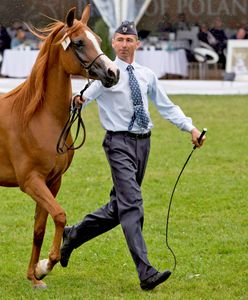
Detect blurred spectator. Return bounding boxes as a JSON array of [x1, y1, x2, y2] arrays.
[[0, 24, 11, 54], [230, 27, 248, 39], [11, 28, 26, 49], [173, 13, 190, 31], [138, 30, 150, 40], [198, 23, 217, 47], [210, 17, 227, 45], [22, 24, 40, 47], [7, 21, 23, 39], [210, 17, 227, 68], [157, 13, 174, 40], [245, 25, 248, 37]]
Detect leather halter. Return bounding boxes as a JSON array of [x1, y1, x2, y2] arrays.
[[56, 35, 104, 154], [70, 42, 105, 72]]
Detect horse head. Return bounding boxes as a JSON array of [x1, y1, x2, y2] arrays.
[[60, 5, 119, 88]]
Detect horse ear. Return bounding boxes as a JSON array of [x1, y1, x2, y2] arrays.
[[66, 7, 76, 28], [81, 4, 91, 24]]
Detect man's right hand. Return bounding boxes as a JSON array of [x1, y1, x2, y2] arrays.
[[73, 94, 86, 109]]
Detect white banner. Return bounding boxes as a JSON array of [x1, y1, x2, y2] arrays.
[[92, 0, 152, 36]]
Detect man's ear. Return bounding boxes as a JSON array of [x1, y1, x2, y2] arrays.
[[136, 39, 141, 49], [111, 37, 116, 48]]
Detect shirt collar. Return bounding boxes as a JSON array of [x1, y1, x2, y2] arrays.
[[115, 57, 138, 71]]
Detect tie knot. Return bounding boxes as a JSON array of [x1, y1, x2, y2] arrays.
[[127, 65, 134, 72]]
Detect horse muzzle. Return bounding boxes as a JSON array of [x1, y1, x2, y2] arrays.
[[89, 62, 120, 88], [102, 68, 120, 88]]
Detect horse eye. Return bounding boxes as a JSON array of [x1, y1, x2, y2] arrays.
[[73, 40, 85, 48]]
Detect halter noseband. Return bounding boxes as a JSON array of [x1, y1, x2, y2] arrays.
[[70, 43, 105, 72]]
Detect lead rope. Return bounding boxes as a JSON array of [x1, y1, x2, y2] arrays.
[[56, 79, 94, 154], [165, 129, 207, 272]]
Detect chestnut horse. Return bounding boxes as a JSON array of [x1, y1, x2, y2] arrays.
[[0, 5, 119, 288]]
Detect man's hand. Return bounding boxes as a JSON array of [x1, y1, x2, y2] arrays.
[[191, 128, 206, 148], [73, 94, 86, 109]]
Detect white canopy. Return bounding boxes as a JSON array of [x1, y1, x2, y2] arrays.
[[92, 0, 152, 36]]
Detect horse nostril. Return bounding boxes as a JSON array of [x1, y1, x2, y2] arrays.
[[107, 68, 120, 84], [107, 68, 115, 78]]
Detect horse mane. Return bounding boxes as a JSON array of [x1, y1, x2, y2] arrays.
[[4, 19, 82, 126]]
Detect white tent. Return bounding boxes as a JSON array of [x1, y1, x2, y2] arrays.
[[92, 0, 152, 36]]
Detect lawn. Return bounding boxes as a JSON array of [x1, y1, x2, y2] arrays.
[[0, 95, 247, 300]]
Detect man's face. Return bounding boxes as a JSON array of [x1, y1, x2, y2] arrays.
[[112, 33, 140, 62]]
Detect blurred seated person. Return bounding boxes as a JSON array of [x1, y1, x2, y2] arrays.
[[138, 30, 150, 40], [245, 24, 248, 36], [197, 23, 217, 47], [230, 26, 248, 39], [0, 24, 11, 54], [157, 13, 174, 39], [210, 17, 227, 68], [173, 12, 190, 31], [7, 21, 23, 39], [11, 28, 26, 49]]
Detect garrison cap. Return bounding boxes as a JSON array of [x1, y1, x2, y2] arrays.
[[115, 21, 138, 36]]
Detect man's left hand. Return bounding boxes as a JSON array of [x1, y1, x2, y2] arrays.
[[191, 128, 206, 148]]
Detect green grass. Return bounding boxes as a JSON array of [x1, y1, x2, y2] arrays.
[[0, 95, 247, 300]]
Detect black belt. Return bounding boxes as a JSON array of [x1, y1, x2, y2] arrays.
[[107, 130, 151, 139]]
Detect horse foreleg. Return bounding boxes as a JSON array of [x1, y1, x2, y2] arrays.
[[35, 177, 65, 280], [23, 175, 66, 282], [27, 204, 48, 289]]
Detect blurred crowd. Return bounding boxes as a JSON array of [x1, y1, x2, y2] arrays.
[[149, 13, 248, 68], [1, 13, 248, 71], [0, 22, 41, 55]]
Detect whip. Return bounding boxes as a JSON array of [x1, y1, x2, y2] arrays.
[[165, 128, 207, 272]]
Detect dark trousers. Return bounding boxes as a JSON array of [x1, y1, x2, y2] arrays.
[[69, 131, 157, 281]]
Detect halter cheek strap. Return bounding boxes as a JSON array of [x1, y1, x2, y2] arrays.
[[70, 43, 105, 71], [60, 30, 105, 72], [84, 52, 105, 70]]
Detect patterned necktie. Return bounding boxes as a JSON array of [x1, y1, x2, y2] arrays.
[[127, 65, 149, 131]]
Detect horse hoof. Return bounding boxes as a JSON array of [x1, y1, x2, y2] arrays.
[[34, 259, 50, 280], [32, 282, 47, 289]]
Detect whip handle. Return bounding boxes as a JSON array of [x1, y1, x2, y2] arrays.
[[193, 128, 207, 149]]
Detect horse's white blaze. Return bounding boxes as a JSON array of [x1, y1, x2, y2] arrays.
[[85, 30, 118, 73], [101, 55, 119, 73], [85, 30, 102, 54]]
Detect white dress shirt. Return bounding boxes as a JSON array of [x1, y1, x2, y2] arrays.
[[82, 57, 195, 133]]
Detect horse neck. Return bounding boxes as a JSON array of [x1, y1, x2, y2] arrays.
[[44, 54, 72, 123]]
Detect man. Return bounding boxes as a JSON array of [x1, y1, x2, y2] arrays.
[[10, 28, 26, 49], [60, 21, 205, 290], [210, 17, 227, 68]]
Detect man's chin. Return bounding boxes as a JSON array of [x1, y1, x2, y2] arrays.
[[118, 54, 129, 62], [119, 51, 129, 56]]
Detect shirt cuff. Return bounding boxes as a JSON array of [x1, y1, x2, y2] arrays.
[[182, 123, 195, 132]]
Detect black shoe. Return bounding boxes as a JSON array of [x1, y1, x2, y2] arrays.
[[60, 226, 74, 268], [140, 270, 171, 290]]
